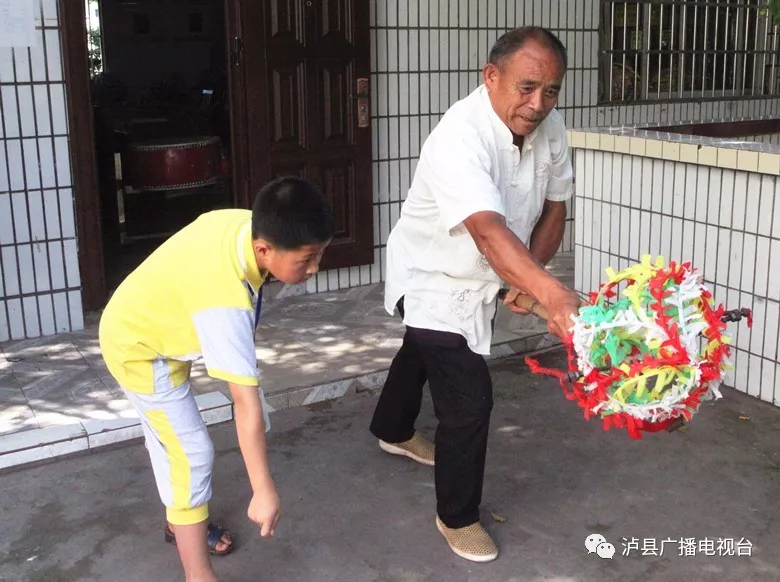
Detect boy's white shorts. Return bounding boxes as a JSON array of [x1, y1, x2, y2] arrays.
[[122, 360, 271, 526]]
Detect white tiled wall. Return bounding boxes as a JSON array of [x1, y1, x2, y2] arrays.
[[305, 0, 780, 295], [3, 0, 780, 340], [573, 147, 780, 405], [0, 0, 81, 342]]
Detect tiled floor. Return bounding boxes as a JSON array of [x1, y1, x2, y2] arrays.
[[0, 253, 574, 438]]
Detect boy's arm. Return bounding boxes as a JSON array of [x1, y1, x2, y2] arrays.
[[228, 382, 281, 537]]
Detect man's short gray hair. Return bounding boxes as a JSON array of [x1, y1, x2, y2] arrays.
[[488, 26, 568, 71]]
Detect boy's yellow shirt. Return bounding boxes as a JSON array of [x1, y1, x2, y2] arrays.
[[99, 209, 266, 394]]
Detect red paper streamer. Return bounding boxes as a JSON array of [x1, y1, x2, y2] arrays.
[[525, 261, 733, 439]]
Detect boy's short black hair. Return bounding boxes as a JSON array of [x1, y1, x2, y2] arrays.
[[251, 177, 334, 249], [489, 26, 568, 71]]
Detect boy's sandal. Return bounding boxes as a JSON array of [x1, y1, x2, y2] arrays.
[[164, 522, 235, 556]]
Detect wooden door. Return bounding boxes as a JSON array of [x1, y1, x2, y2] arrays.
[[236, 0, 374, 270]]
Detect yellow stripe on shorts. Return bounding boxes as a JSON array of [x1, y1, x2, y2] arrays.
[[145, 409, 195, 520]]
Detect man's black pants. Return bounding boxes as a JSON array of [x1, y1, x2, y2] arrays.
[[369, 300, 493, 529]]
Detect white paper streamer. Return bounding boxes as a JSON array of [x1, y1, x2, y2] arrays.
[[569, 268, 727, 423]]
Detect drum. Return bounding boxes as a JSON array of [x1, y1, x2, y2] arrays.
[[124, 135, 221, 191]]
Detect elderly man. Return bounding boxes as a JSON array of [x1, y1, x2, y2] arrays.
[[369, 27, 581, 562]]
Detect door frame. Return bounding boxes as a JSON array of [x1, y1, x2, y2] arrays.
[[60, 0, 105, 311], [59, 0, 252, 311]]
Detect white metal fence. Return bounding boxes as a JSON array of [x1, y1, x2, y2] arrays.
[[601, 0, 780, 103]]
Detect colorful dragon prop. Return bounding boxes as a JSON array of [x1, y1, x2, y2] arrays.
[[509, 256, 752, 439]]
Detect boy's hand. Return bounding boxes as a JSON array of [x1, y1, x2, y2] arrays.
[[248, 483, 281, 537], [229, 382, 280, 536]]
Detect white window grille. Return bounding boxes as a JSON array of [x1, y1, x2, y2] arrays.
[[600, 0, 780, 102]]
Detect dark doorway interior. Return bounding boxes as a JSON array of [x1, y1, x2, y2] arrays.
[[64, 0, 375, 310], [86, 0, 233, 293]]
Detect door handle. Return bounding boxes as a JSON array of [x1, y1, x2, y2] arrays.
[[356, 77, 370, 128], [231, 37, 243, 67]]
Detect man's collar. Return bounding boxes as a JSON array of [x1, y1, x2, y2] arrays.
[[479, 84, 540, 151]]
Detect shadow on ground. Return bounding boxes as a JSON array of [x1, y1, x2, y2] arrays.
[[1, 350, 780, 582]]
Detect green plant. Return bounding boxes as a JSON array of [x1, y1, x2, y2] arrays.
[[767, 0, 780, 26], [88, 28, 102, 76]]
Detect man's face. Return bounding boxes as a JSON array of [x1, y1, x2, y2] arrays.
[[483, 41, 565, 137]]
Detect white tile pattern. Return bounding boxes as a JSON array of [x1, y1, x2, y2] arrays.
[[0, 1, 77, 341]]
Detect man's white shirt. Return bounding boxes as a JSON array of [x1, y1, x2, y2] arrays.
[[384, 84, 574, 355]]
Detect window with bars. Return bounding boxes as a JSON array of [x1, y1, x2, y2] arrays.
[[599, 0, 780, 103]]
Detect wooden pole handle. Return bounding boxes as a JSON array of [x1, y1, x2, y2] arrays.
[[511, 293, 549, 320], [497, 289, 548, 320]]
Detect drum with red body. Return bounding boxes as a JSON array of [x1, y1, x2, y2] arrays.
[[124, 135, 221, 191]]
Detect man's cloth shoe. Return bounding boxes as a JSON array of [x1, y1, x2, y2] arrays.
[[378, 432, 435, 466], [435, 516, 498, 563]]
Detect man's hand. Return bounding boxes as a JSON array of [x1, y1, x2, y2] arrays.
[[248, 482, 281, 537], [539, 282, 580, 339], [502, 286, 530, 315]]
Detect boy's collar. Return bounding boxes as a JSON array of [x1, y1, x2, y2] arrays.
[[239, 223, 266, 291]]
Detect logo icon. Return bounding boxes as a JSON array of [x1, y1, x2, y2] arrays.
[[597, 542, 616, 559], [586, 534, 615, 559], [585, 534, 606, 554]]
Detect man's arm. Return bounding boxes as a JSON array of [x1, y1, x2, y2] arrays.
[[228, 382, 280, 537], [529, 200, 567, 265], [463, 210, 579, 338]]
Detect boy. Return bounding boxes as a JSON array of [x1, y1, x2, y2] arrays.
[[99, 177, 333, 582]]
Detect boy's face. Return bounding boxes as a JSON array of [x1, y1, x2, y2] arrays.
[[253, 240, 331, 285]]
